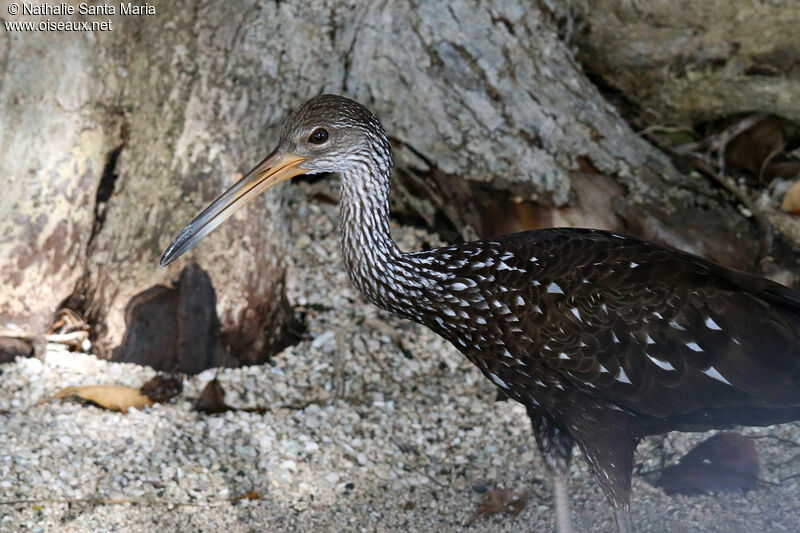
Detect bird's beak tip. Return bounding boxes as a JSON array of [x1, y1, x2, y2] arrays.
[[158, 151, 308, 266]]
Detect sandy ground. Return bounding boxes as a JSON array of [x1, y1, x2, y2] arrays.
[[1, 183, 799, 532]]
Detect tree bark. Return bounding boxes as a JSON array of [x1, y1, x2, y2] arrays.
[[1, 1, 300, 366], [572, 0, 800, 125], [2, 0, 798, 365]]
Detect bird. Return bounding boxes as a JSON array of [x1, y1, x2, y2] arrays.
[[160, 94, 800, 532]]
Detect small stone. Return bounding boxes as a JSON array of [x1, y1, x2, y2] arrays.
[[311, 331, 336, 350]]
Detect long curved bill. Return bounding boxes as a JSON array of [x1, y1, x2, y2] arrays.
[[160, 151, 307, 267]]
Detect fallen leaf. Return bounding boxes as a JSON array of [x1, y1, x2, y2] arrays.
[[140, 375, 183, 403], [195, 378, 230, 413], [51, 385, 153, 413], [468, 488, 527, 525], [654, 432, 759, 496], [765, 161, 800, 180], [243, 491, 260, 500], [725, 116, 785, 179], [781, 180, 800, 214]]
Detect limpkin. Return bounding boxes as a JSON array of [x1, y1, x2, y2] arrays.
[[161, 94, 800, 532]]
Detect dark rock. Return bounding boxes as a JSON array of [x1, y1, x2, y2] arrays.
[[0, 336, 34, 363], [654, 432, 759, 496]]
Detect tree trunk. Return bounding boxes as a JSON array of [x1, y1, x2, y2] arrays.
[[2, 0, 798, 366], [1, 1, 300, 368]]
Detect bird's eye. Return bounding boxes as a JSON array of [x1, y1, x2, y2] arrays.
[[308, 128, 329, 144]]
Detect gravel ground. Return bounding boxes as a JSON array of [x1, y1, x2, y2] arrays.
[[1, 183, 799, 532]]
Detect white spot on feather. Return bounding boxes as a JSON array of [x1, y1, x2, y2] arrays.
[[646, 354, 676, 371], [702, 366, 732, 385], [669, 320, 686, 331], [615, 367, 632, 384], [547, 282, 564, 294], [630, 261, 639, 268], [686, 342, 703, 352], [645, 334, 655, 345], [489, 372, 509, 389], [570, 307, 582, 322], [705, 317, 722, 331], [558, 352, 570, 360]]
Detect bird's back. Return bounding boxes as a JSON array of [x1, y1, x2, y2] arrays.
[[405, 228, 800, 432]]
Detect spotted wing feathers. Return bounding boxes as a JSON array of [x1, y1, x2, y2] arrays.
[[421, 229, 800, 421]]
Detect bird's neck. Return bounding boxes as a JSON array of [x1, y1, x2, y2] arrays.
[[337, 165, 427, 317]]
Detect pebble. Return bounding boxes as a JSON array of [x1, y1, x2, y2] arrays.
[[310, 330, 336, 350]]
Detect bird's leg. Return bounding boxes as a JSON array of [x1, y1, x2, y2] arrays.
[[552, 473, 573, 533], [527, 409, 575, 533], [613, 508, 634, 533]]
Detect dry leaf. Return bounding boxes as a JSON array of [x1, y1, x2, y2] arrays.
[[195, 378, 230, 413], [243, 490, 260, 500], [725, 117, 785, 179], [765, 161, 800, 180], [140, 375, 183, 403], [654, 432, 759, 496], [51, 385, 153, 413], [468, 488, 527, 525], [781, 180, 800, 214]]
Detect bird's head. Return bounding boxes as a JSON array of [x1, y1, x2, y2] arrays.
[[160, 94, 391, 267]]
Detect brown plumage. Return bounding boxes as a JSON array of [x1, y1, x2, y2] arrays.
[[161, 94, 800, 532]]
